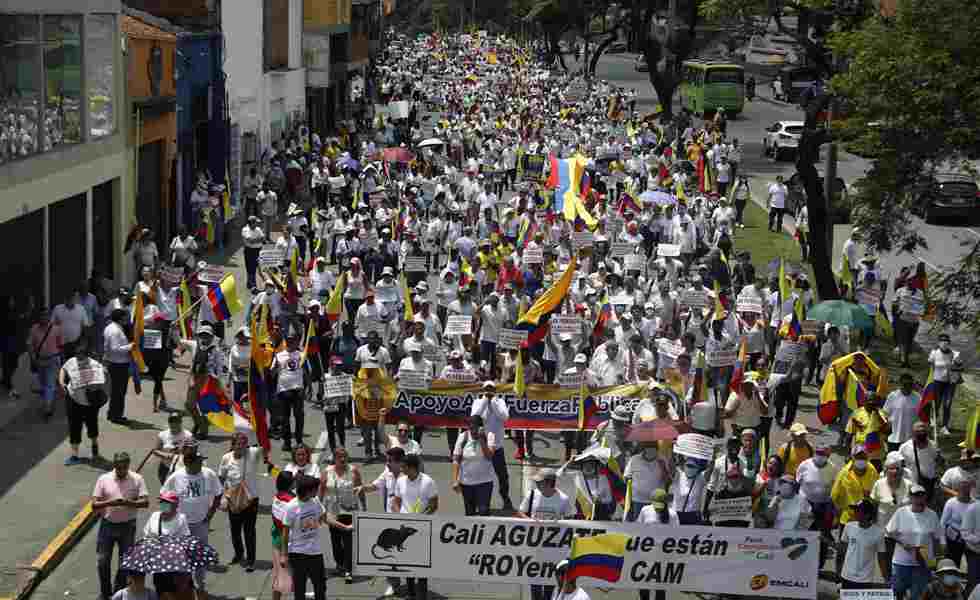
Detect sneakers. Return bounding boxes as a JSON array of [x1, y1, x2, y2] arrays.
[[942, 427, 952, 436], [345, 572, 354, 584], [383, 585, 396, 597], [64, 455, 81, 466]]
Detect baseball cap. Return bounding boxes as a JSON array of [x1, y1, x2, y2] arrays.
[[909, 483, 927, 495], [789, 422, 807, 436], [851, 445, 867, 457]]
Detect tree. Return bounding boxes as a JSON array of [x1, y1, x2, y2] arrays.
[[830, 0, 980, 332]]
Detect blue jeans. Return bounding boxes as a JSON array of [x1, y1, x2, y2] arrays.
[[892, 563, 930, 600], [36, 360, 58, 413], [96, 520, 136, 598], [531, 585, 554, 600]]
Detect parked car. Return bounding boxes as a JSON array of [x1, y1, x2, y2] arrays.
[[787, 172, 850, 223], [634, 55, 648, 71], [763, 120, 804, 160], [910, 173, 980, 224]]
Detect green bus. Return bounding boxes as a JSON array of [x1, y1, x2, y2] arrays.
[[678, 60, 745, 117]]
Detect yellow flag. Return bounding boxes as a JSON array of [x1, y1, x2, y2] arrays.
[[401, 273, 415, 322], [515, 351, 526, 397], [326, 272, 347, 321]]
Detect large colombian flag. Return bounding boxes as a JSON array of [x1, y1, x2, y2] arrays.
[[566, 533, 631, 583], [198, 375, 234, 432], [206, 275, 243, 321], [516, 254, 577, 345]]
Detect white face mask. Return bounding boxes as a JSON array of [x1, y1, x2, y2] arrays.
[[853, 459, 868, 471], [813, 455, 828, 467]]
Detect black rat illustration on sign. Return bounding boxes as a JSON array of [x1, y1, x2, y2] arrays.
[[372, 525, 418, 559]]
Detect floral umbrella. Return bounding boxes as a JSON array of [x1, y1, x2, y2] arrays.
[[121, 535, 219, 574]]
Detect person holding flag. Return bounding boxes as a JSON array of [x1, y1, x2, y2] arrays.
[[845, 392, 891, 472], [175, 323, 226, 439], [272, 327, 306, 453]]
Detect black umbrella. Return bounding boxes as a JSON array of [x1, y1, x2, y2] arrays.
[[121, 535, 218, 574]]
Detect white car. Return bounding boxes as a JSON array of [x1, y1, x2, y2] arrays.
[[763, 120, 804, 160]]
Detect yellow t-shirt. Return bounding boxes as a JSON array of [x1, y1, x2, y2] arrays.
[[831, 462, 879, 524], [777, 444, 814, 476], [845, 408, 888, 460]]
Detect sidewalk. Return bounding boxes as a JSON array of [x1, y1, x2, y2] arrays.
[[0, 229, 245, 598]]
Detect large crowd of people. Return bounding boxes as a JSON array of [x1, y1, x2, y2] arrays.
[[6, 29, 973, 600]]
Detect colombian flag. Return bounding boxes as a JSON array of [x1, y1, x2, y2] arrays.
[[578, 393, 599, 430], [917, 367, 940, 422], [198, 375, 234, 432], [600, 455, 628, 505], [206, 275, 243, 322], [178, 279, 194, 340], [729, 338, 748, 393], [248, 304, 273, 451], [516, 255, 577, 345], [567, 533, 630, 583], [325, 272, 347, 322], [591, 293, 612, 344]]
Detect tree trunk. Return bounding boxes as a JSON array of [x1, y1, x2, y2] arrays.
[[588, 29, 619, 75], [798, 93, 840, 300]]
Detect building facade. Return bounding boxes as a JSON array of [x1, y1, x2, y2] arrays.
[[0, 0, 130, 306], [304, 0, 351, 135]]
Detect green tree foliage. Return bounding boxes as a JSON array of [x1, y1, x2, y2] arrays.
[[830, 0, 980, 332]]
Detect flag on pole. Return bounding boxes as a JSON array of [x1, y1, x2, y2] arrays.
[[197, 375, 234, 432], [206, 275, 243, 322], [516, 255, 577, 345], [567, 533, 630, 583], [401, 273, 415, 322], [325, 272, 347, 321], [130, 291, 146, 373], [178, 278, 194, 339]]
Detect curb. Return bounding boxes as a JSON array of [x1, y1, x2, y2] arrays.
[[7, 503, 96, 600]]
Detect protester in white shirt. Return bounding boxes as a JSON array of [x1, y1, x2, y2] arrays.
[[218, 432, 266, 570], [767, 176, 788, 233], [840, 499, 886, 587], [883, 373, 922, 451], [282, 474, 350, 600], [885, 484, 944, 600], [452, 415, 497, 516]]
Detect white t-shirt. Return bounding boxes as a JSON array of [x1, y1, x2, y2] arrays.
[[453, 431, 497, 485], [550, 588, 590, 600], [929, 348, 961, 382], [162, 467, 223, 524], [142, 511, 191, 539], [372, 467, 399, 513], [885, 506, 943, 566], [275, 350, 304, 393], [283, 461, 321, 480], [841, 522, 885, 583], [900, 440, 938, 481], [52, 303, 90, 343], [283, 497, 326, 555], [637, 506, 681, 526], [671, 470, 707, 513], [520, 488, 574, 521], [394, 473, 438, 514], [768, 183, 787, 209], [883, 390, 922, 444], [623, 455, 669, 504], [771, 494, 811, 530], [218, 447, 263, 500]]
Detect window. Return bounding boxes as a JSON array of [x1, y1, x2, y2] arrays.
[[705, 68, 744, 84], [0, 15, 43, 162], [86, 14, 116, 138], [44, 15, 83, 148]]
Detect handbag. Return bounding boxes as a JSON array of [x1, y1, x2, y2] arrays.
[[224, 451, 254, 513]]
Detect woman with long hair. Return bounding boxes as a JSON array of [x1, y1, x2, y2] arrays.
[[319, 447, 363, 583]]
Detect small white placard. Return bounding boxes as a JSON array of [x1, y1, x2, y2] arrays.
[[143, 329, 163, 350], [398, 369, 431, 391], [324, 375, 353, 398], [523, 247, 543, 264], [404, 257, 428, 273], [445, 315, 472, 336], [657, 243, 681, 258], [551, 316, 582, 335], [198, 265, 225, 284], [259, 246, 286, 267], [498, 329, 528, 350]]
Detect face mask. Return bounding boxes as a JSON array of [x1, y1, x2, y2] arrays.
[[685, 466, 700, 479], [943, 575, 960, 587], [643, 449, 658, 460], [854, 459, 868, 471], [160, 501, 175, 512], [779, 483, 795, 498], [813, 455, 828, 467]]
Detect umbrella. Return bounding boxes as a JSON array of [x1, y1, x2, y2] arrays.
[[807, 300, 874, 334], [640, 190, 676, 207], [121, 535, 219, 574], [338, 157, 360, 171], [418, 137, 445, 148], [383, 147, 415, 162], [625, 419, 688, 443]]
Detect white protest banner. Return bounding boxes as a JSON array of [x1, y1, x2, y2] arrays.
[[657, 339, 683, 368], [160, 265, 184, 287], [325, 375, 354, 399], [375, 285, 399, 303], [390, 101, 411, 120], [658, 243, 681, 258], [611, 293, 635, 307], [552, 316, 582, 336], [682, 290, 709, 308], [71, 363, 105, 387], [707, 349, 737, 367], [143, 329, 163, 350], [523, 247, 543, 264], [900, 295, 925, 317], [498, 329, 528, 351], [445, 315, 472, 336], [259, 245, 286, 267], [610, 242, 633, 258], [707, 496, 754, 525], [328, 176, 347, 189], [775, 341, 806, 363], [353, 514, 818, 598], [404, 257, 428, 273], [398, 370, 431, 391], [198, 264, 225, 284], [558, 371, 584, 389], [625, 254, 646, 271], [840, 590, 894, 600], [673, 433, 714, 461], [736, 297, 763, 314], [572, 231, 594, 250], [422, 345, 446, 372]]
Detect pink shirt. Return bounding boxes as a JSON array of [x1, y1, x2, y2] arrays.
[[92, 471, 148, 523], [28, 322, 63, 357]]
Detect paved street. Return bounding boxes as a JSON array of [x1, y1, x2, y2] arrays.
[[1, 52, 964, 600]]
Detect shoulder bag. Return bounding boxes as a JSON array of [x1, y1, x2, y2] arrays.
[[224, 450, 254, 513], [30, 323, 55, 372]]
